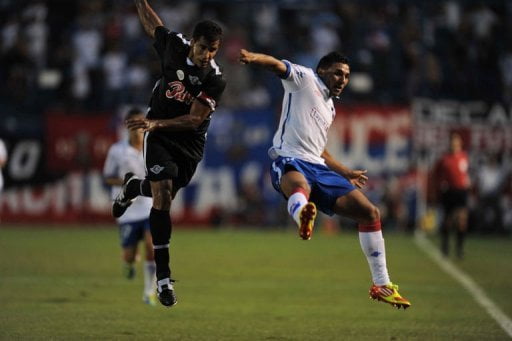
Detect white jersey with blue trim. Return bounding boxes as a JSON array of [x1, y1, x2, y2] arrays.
[[268, 60, 336, 165], [103, 140, 152, 224]]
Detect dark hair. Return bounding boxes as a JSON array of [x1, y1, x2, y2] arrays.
[[125, 107, 143, 119], [316, 52, 349, 73], [192, 20, 223, 43]]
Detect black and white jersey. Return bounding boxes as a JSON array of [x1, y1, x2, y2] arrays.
[[147, 26, 226, 160]]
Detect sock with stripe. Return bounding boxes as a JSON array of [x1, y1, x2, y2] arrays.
[[149, 208, 172, 281], [358, 221, 390, 286], [287, 188, 309, 226], [126, 178, 152, 199]]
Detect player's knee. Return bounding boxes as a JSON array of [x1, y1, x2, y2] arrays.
[[367, 204, 380, 222], [152, 184, 172, 210], [153, 195, 171, 210]]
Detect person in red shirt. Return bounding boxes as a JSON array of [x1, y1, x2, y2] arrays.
[[433, 132, 471, 258]]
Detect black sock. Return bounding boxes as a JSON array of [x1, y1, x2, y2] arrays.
[[149, 207, 172, 281], [126, 179, 152, 199]]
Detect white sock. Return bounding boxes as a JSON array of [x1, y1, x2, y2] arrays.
[[143, 261, 156, 296], [287, 190, 308, 226], [359, 230, 390, 286]]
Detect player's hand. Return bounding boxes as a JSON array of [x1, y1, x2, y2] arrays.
[[239, 49, 254, 64], [347, 169, 368, 189], [125, 117, 156, 132]]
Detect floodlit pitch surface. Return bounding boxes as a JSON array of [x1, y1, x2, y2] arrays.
[[0, 226, 511, 340]]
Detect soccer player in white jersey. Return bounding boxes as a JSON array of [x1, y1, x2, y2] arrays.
[[239, 49, 411, 309], [103, 108, 157, 305]]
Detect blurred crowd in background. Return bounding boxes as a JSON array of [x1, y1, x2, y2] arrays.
[[1, 0, 511, 113], [0, 0, 511, 235]]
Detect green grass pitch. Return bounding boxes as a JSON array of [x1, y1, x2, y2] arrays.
[[0, 225, 511, 340]]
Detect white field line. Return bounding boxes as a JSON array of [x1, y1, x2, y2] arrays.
[[414, 231, 512, 338]]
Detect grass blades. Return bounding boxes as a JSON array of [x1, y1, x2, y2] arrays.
[[0, 226, 511, 340]]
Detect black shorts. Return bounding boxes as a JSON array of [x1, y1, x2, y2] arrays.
[[144, 132, 198, 191], [441, 189, 468, 214]]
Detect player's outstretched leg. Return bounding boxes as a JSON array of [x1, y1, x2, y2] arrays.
[[112, 172, 138, 218], [369, 283, 411, 309], [358, 220, 411, 309]]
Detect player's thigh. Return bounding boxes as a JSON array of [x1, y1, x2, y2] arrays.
[[333, 189, 379, 223], [280, 170, 311, 197], [144, 132, 180, 183], [270, 157, 311, 198]]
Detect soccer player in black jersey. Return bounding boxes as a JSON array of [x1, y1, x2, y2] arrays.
[[112, 0, 226, 307]]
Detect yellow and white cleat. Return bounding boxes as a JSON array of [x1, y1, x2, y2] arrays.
[[369, 282, 411, 309], [299, 202, 317, 240]]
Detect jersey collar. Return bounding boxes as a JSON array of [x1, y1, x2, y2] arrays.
[[316, 73, 335, 99], [186, 57, 195, 66]]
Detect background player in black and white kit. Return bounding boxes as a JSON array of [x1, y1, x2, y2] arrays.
[[112, 0, 226, 307]]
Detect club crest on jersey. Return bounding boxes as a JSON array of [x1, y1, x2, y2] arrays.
[[189, 75, 202, 85], [176, 70, 185, 80], [166, 81, 194, 104], [150, 165, 165, 174]]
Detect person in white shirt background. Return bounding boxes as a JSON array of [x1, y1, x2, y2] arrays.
[[239, 49, 411, 309], [103, 108, 157, 305]]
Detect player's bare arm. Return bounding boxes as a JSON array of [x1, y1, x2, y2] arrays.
[[321, 149, 368, 188], [239, 49, 287, 77], [126, 100, 212, 132], [134, 0, 163, 39]]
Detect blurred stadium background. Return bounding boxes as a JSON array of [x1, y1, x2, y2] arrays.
[[1, 0, 512, 339], [1, 0, 511, 233]]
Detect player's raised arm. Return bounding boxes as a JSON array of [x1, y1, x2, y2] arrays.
[[239, 49, 288, 77], [134, 0, 164, 39]]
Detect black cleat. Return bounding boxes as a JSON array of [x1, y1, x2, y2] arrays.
[[112, 172, 138, 218], [157, 278, 177, 307]]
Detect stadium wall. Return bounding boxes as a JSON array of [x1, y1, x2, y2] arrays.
[[1, 101, 511, 228]]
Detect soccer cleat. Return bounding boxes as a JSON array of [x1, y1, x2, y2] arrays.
[[157, 278, 177, 307], [112, 172, 138, 218], [369, 282, 411, 309], [299, 202, 317, 240]]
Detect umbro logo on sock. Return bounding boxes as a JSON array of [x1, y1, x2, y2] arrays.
[[371, 251, 381, 257], [290, 202, 301, 215], [150, 165, 164, 174]]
